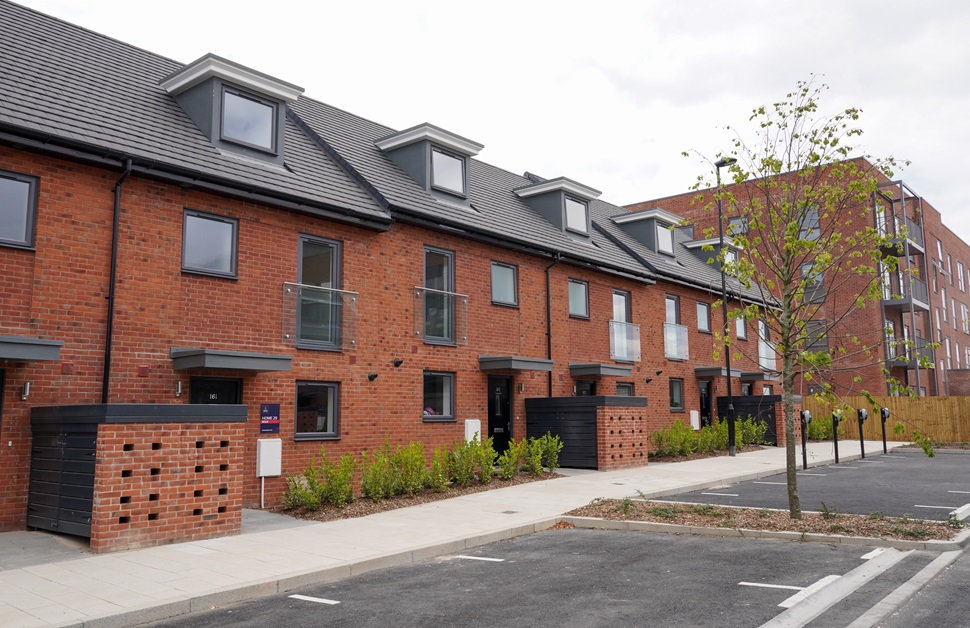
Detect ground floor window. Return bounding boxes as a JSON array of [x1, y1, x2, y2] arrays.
[[615, 382, 634, 396], [669, 378, 684, 410], [296, 381, 339, 439], [423, 371, 454, 421]]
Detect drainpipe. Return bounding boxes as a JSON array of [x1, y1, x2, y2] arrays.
[[545, 253, 562, 397], [102, 159, 132, 404]]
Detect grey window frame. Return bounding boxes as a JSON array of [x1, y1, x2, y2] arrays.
[[490, 261, 518, 307], [423, 371, 455, 422], [665, 295, 680, 324], [697, 301, 711, 333], [568, 279, 589, 319], [669, 378, 684, 410], [430, 147, 466, 197], [424, 246, 457, 344], [564, 196, 589, 235], [0, 169, 39, 250], [616, 382, 635, 396], [736, 315, 748, 340], [802, 263, 824, 303], [798, 206, 820, 241], [297, 234, 343, 351], [294, 380, 340, 440], [181, 209, 239, 278], [727, 216, 748, 235], [220, 86, 278, 154], [805, 320, 828, 351]]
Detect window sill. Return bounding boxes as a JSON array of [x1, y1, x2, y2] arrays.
[[296, 342, 342, 353], [423, 338, 458, 347], [0, 241, 36, 252], [422, 417, 457, 423], [699, 330, 713, 335], [569, 314, 590, 320], [294, 434, 340, 441], [664, 356, 689, 362], [491, 301, 519, 309], [181, 268, 238, 281], [669, 408, 685, 413]]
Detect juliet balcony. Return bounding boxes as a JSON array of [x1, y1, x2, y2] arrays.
[[663, 323, 688, 360], [282, 283, 358, 350], [609, 321, 641, 362]]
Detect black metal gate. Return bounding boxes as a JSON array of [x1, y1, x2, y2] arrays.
[[716, 394, 779, 445], [27, 420, 97, 537]]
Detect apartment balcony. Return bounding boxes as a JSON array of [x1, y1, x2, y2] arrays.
[[758, 339, 776, 372], [663, 323, 688, 360], [885, 335, 934, 369], [414, 287, 469, 345], [609, 321, 641, 362], [881, 276, 929, 313], [282, 283, 358, 350], [877, 213, 925, 256]]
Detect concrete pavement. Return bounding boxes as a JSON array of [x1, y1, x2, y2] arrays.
[[0, 441, 918, 627]]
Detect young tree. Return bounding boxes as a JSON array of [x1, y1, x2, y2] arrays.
[[687, 79, 908, 519]]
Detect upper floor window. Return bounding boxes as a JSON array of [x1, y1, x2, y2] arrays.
[[222, 88, 276, 153], [805, 320, 828, 350], [656, 222, 674, 255], [0, 169, 38, 249], [565, 197, 588, 234], [424, 247, 455, 343], [728, 216, 748, 235], [431, 147, 465, 196], [568, 279, 589, 318], [802, 264, 824, 303], [798, 206, 820, 241], [942, 288, 948, 321], [491, 262, 518, 306], [297, 235, 342, 349], [665, 295, 680, 324], [959, 262, 965, 292], [182, 209, 238, 278], [937, 239, 944, 260], [736, 315, 748, 340], [948, 255, 953, 284], [697, 302, 711, 333]]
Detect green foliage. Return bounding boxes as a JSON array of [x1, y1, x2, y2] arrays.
[[321, 453, 356, 507], [392, 441, 428, 496], [739, 415, 768, 446], [912, 431, 935, 458], [281, 472, 320, 510], [474, 436, 497, 484], [651, 416, 767, 458], [650, 419, 698, 457], [806, 416, 845, 440], [819, 502, 840, 520], [426, 445, 450, 492], [650, 504, 679, 520], [524, 437, 545, 477], [945, 514, 966, 530], [496, 439, 522, 480], [360, 443, 395, 502], [540, 433, 564, 474], [449, 438, 478, 488], [616, 498, 635, 516]]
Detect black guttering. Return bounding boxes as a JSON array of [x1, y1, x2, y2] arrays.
[[102, 159, 131, 404], [285, 108, 390, 212], [0, 124, 391, 232]]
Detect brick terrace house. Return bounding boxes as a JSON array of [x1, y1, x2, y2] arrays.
[[629, 159, 970, 399], [0, 2, 776, 549]]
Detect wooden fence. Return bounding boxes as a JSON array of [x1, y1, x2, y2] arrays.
[[801, 396, 970, 443]]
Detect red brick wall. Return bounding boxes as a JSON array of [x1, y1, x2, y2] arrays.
[[89, 422, 244, 553], [596, 406, 650, 470]]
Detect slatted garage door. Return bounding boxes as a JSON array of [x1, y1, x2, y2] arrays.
[[525, 397, 599, 468], [27, 422, 97, 537]]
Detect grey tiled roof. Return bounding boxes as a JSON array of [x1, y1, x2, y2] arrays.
[[0, 1, 386, 223]]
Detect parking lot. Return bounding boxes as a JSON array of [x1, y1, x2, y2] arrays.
[[144, 529, 942, 628], [655, 451, 970, 521]]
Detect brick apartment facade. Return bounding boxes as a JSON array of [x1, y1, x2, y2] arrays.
[[629, 161, 970, 400], [0, 2, 779, 549]]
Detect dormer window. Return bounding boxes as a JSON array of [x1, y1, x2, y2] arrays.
[[159, 53, 303, 166], [565, 197, 588, 234], [376, 124, 483, 203], [431, 147, 466, 196], [222, 88, 277, 153], [656, 222, 674, 255]]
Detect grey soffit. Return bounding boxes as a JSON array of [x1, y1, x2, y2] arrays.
[[478, 355, 554, 372], [0, 336, 63, 362], [170, 348, 293, 372], [568, 363, 634, 378], [693, 366, 742, 378], [740, 371, 781, 382], [31, 404, 247, 424]]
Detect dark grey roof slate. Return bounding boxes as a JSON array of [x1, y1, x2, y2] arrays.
[[0, 0, 386, 223]]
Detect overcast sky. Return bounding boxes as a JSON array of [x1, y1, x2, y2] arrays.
[[16, 0, 970, 243]]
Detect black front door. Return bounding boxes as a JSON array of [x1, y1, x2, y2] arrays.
[[699, 380, 712, 427], [487, 375, 512, 455], [190, 376, 242, 404]]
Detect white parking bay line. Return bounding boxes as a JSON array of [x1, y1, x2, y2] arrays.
[[701, 492, 739, 497], [831, 466, 858, 469], [456, 555, 505, 562], [797, 473, 827, 476], [289, 595, 340, 605], [739, 582, 803, 591], [949, 490, 970, 494], [753, 482, 787, 485], [779, 575, 841, 608]]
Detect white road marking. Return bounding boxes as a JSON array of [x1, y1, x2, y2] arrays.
[[739, 582, 803, 591], [797, 473, 827, 476], [753, 481, 787, 485], [914, 504, 956, 510], [289, 595, 340, 605], [860, 548, 887, 560], [701, 492, 739, 497], [779, 575, 841, 608], [948, 490, 970, 494], [759, 549, 912, 627], [456, 555, 505, 562], [830, 466, 858, 469]]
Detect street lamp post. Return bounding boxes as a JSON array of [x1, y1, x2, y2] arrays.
[[715, 157, 738, 456]]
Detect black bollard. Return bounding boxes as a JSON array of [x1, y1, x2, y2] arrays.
[[832, 409, 842, 464], [857, 408, 868, 459], [880, 407, 890, 455], [800, 410, 812, 470]]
